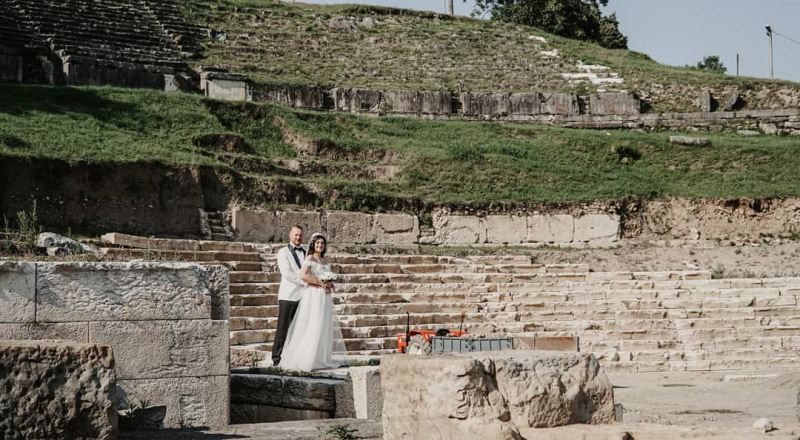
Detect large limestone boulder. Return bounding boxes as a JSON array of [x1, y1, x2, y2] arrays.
[[381, 351, 614, 440], [0, 340, 117, 439]]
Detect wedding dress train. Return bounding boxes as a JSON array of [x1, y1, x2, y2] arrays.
[[278, 260, 343, 371]]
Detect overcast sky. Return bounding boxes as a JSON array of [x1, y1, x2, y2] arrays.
[[297, 0, 800, 82]]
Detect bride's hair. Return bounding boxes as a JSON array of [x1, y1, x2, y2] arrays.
[[308, 234, 327, 258]]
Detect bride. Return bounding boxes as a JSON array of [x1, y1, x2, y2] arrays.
[[278, 233, 344, 371]]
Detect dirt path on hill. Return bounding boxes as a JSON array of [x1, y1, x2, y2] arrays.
[[529, 241, 800, 277]]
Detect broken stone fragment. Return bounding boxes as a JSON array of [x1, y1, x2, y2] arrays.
[[35, 232, 98, 256], [669, 136, 710, 146], [752, 417, 774, 432]]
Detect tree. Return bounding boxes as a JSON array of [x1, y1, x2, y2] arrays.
[[471, 0, 628, 49], [696, 55, 727, 74]]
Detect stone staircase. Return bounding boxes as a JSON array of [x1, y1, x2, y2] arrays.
[[100, 233, 800, 373], [201, 209, 235, 242]]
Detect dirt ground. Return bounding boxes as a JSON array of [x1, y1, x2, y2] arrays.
[[611, 370, 800, 432]]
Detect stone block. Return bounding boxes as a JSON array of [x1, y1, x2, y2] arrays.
[[372, 213, 419, 244], [534, 336, 580, 352], [526, 215, 574, 243], [699, 90, 713, 112], [542, 93, 580, 115], [231, 208, 322, 243], [117, 375, 229, 429], [202, 73, 249, 102], [574, 214, 620, 243], [327, 212, 375, 243], [381, 351, 614, 440], [432, 214, 486, 244], [420, 91, 452, 115], [231, 404, 331, 424], [485, 215, 526, 244], [509, 93, 542, 115], [590, 92, 640, 115], [353, 366, 382, 420], [89, 320, 229, 380], [205, 264, 230, 320], [231, 374, 339, 412], [252, 83, 323, 109], [669, 135, 711, 146], [383, 90, 421, 114], [460, 92, 510, 116], [0, 261, 35, 323], [0, 322, 89, 342], [333, 88, 382, 113], [0, 340, 116, 439], [36, 262, 217, 322]]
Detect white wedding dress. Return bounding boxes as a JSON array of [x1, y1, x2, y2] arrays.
[[278, 259, 343, 371]]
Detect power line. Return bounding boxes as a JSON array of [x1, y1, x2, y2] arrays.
[[773, 30, 800, 48]]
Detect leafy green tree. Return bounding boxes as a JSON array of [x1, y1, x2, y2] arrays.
[[696, 55, 727, 73], [471, 0, 628, 49]]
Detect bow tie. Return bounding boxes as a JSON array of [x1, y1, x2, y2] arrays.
[[292, 247, 305, 253]]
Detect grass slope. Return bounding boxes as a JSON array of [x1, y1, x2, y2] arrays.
[[178, 0, 799, 112], [2, 83, 799, 206]]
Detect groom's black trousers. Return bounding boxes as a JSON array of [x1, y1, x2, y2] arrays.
[[272, 299, 300, 365]]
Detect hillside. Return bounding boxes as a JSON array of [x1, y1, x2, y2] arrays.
[[179, 0, 800, 112], [2, 83, 800, 210]]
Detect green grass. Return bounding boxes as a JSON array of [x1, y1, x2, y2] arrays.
[[3, 83, 800, 208], [177, 0, 800, 112], [0, 84, 292, 165]]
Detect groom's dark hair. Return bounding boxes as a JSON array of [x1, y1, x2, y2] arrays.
[[309, 235, 327, 258]]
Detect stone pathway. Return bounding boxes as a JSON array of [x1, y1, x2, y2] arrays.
[[121, 418, 382, 440]]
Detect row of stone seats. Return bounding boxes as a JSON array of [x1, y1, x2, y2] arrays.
[[99, 233, 800, 372], [2, 0, 197, 74]]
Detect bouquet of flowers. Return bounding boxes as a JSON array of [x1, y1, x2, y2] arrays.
[[318, 269, 338, 283]]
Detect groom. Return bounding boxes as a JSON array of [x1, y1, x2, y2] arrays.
[[272, 224, 306, 367]]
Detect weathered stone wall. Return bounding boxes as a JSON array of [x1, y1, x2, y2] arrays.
[[0, 156, 229, 237], [251, 83, 325, 109], [625, 197, 800, 241], [231, 207, 617, 245], [381, 351, 614, 440], [232, 197, 800, 245], [0, 261, 230, 429], [231, 208, 421, 245], [202, 79, 800, 132], [0, 340, 117, 439]]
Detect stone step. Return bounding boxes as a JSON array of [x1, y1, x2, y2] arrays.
[[230, 283, 279, 295], [99, 247, 262, 262], [100, 232, 272, 253], [230, 294, 278, 307], [230, 271, 279, 283], [198, 261, 264, 272], [228, 298, 800, 319], [604, 356, 800, 373]]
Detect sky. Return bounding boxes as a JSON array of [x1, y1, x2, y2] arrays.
[[297, 0, 800, 82]]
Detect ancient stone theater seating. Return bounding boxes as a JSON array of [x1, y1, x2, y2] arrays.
[[101, 233, 800, 374], [0, 0, 204, 88]]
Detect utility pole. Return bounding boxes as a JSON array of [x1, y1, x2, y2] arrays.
[[446, 0, 454, 15], [766, 25, 774, 78]]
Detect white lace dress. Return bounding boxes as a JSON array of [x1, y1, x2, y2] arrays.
[[278, 259, 341, 371]]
